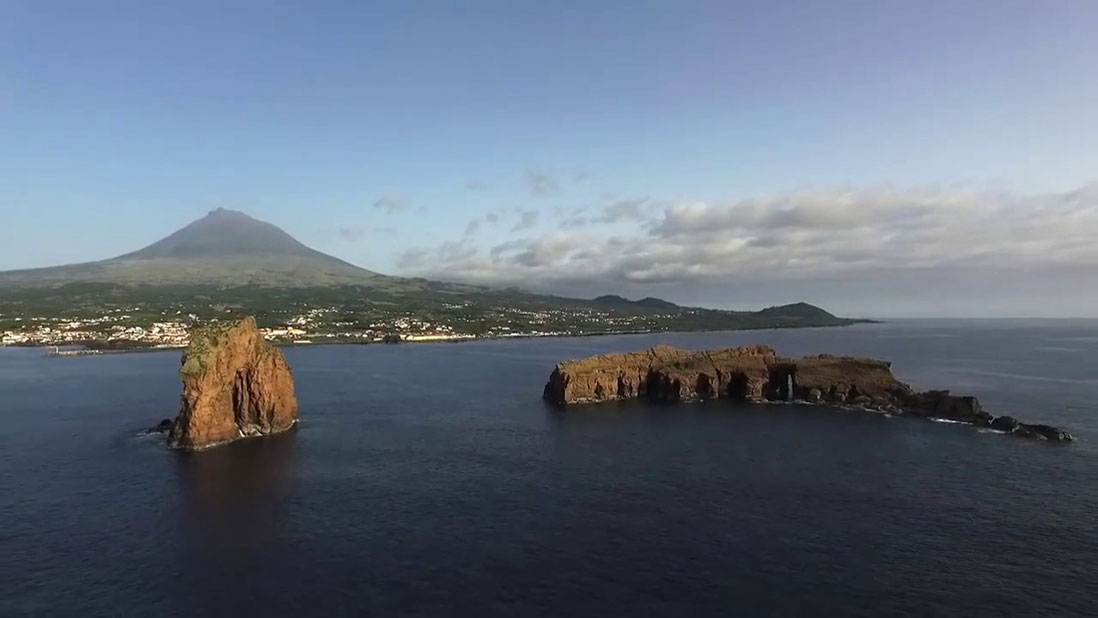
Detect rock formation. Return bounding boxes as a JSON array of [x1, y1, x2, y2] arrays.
[[168, 316, 299, 450], [543, 345, 1073, 441]]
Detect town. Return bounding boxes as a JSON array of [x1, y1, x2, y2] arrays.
[[0, 304, 670, 349], [0, 285, 846, 352]]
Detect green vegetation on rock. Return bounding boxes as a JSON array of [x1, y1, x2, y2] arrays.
[[180, 319, 247, 377]]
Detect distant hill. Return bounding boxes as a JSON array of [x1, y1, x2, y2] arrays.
[[592, 294, 681, 310], [634, 296, 681, 310], [757, 302, 840, 320]]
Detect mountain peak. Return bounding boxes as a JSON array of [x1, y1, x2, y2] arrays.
[[202, 207, 259, 222], [0, 209, 384, 287], [117, 210, 327, 262]]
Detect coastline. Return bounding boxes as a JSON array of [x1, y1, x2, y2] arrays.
[[13, 320, 879, 356]]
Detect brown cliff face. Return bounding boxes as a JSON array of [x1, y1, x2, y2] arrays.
[[777, 355, 909, 404], [543, 345, 904, 406], [542, 344, 776, 405], [168, 317, 298, 450], [543, 345, 1073, 441]]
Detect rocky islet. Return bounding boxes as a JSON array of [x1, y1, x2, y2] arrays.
[[165, 316, 299, 450], [152, 327, 1073, 449], [543, 345, 1074, 441]]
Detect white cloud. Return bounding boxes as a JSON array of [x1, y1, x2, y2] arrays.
[[372, 195, 411, 214], [338, 226, 365, 242], [464, 211, 503, 235], [396, 239, 476, 269], [595, 197, 651, 223], [511, 209, 539, 232], [393, 184, 1098, 308], [525, 171, 560, 197]]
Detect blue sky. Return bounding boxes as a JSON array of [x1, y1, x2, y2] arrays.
[[2, 1, 1097, 315]]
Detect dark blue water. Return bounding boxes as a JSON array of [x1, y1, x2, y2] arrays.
[[2, 320, 1096, 617]]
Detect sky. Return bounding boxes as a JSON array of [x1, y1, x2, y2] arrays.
[[2, 0, 1097, 317]]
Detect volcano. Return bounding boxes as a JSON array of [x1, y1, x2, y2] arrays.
[[0, 209, 387, 287], [0, 210, 848, 329]]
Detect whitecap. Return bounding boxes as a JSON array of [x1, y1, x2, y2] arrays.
[[928, 418, 967, 424]]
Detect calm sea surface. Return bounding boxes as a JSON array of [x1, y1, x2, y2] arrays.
[[2, 320, 1096, 617]]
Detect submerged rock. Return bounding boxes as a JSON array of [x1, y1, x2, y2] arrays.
[[1015, 423, 1074, 441], [149, 418, 173, 434], [543, 345, 1073, 442], [902, 390, 992, 426], [168, 317, 298, 450]]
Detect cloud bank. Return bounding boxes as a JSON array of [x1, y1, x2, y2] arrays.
[[396, 184, 1098, 316]]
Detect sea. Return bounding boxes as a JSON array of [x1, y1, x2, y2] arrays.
[[1, 320, 1096, 617]]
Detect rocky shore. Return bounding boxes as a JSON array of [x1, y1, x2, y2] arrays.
[[543, 345, 1073, 441], [161, 316, 299, 450]]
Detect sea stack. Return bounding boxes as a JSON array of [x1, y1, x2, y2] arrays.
[[543, 345, 1073, 442], [168, 316, 299, 450]]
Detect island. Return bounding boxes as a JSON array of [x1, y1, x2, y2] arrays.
[[1, 210, 866, 350], [164, 316, 299, 450], [543, 345, 1074, 441]]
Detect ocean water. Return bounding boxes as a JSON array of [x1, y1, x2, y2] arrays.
[[1, 320, 1096, 617]]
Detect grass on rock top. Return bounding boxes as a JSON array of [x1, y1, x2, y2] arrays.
[[179, 317, 253, 377]]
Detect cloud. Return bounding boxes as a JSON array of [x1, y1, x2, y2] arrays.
[[372, 195, 411, 214], [595, 197, 651, 223], [338, 226, 366, 242], [511, 209, 539, 232], [525, 171, 560, 197], [395, 247, 430, 269], [339, 225, 397, 241], [464, 211, 504, 235], [511, 235, 581, 267], [392, 184, 1098, 313], [490, 239, 527, 259], [396, 239, 476, 269]]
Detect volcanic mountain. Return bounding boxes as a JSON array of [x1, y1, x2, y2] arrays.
[[0, 209, 392, 287], [0, 209, 850, 328]]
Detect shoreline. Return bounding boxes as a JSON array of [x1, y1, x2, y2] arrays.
[[11, 320, 877, 356]]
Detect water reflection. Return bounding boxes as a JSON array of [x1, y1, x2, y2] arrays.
[[173, 430, 298, 588]]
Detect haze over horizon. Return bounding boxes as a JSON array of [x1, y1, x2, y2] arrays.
[[3, 1, 1097, 318]]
